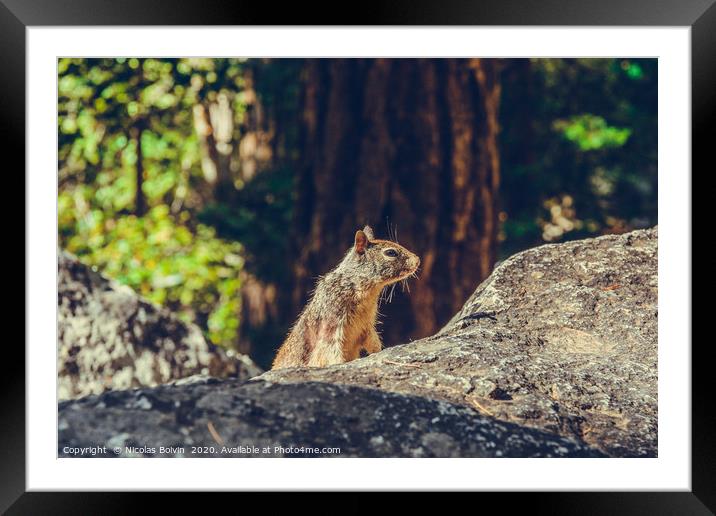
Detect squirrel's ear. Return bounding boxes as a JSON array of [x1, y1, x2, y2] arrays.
[[354, 230, 368, 254], [362, 225, 375, 241]]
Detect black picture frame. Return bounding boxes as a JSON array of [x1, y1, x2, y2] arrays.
[[3, 0, 708, 512]]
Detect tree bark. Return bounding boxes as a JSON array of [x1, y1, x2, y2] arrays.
[[290, 58, 502, 345]]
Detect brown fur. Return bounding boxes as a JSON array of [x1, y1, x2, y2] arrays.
[[272, 225, 420, 370]]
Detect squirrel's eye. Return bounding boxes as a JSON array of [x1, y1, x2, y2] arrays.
[[383, 249, 399, 258]]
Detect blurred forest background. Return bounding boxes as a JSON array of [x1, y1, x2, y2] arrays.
[[58, 58, 657, 369]]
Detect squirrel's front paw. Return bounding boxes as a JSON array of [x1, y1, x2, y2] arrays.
[[363, 342, 382, 355]]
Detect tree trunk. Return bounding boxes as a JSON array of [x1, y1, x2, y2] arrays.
[[291, 58, 502, 345], [192, 98, 235, 203], [131, 122, 146, 217]]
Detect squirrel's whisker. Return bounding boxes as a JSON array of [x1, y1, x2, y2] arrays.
[[389, 283, 397, 304]]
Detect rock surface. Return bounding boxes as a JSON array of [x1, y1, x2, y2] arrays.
[[58, 228, 657, 457], [59, 377, 603, 457], [58, 251, 262, 400], [261, 227, 658, 457]]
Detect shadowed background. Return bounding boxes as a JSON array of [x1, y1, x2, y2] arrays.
[[58, 58, 657, 369]]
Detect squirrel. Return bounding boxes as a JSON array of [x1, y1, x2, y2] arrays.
[[272, 225, 420, 370]]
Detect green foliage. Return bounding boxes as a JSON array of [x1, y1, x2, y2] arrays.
[[499, 58, 657, 255], [59, 203, 243, 345], [553, 114, 631, 151], [58, 58, 252, 349]]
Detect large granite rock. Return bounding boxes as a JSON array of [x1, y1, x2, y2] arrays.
[[58, 377, 603, 457], [58, 251, 262, 400], [261, 227, 658, 457], [58, 228, 657, 457]]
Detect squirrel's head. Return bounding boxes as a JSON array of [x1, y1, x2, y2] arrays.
[[352, 225, 420, 287]]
